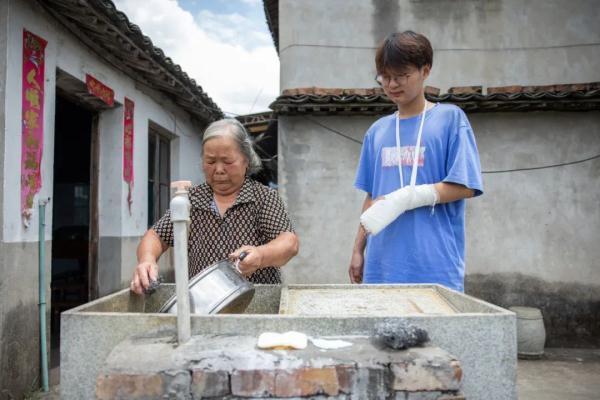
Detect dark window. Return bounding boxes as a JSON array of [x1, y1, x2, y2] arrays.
[[148, 130, 170, 227]]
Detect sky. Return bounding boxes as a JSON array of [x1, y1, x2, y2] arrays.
[[112, 0, 279, 117]]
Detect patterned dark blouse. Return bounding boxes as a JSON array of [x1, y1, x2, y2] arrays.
[[152, 178, 294, 284]]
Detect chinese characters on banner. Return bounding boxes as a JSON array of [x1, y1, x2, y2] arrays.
[[21, 29, 47, 226], [85, 74, 114, 106], [123, 98, 134, 214]]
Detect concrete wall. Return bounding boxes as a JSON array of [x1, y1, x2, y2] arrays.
[[0, 0, 208, 397], [279, 116, 369, 284], [0, 241, 51, 399], [465, 111, 600, 346], [0, 0, 6, 244], [279, 0, 600, 91], [278, 0, 600, 346]]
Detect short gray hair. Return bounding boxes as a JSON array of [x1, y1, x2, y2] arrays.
[[202, 118, 262, 175]]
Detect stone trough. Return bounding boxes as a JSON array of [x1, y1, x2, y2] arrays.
[[61, 284, 516, 399]]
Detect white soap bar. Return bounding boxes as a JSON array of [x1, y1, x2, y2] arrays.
[[257, 331, 308, 350], [310, 338, 353, 350]]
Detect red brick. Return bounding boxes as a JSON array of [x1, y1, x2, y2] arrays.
[[231, 369, 275, 397], [522, 84, 556, 93], [487, 85, 523, 94], [361, 366, 391, 398], [329, 88, 345, 96], [282, 88, 299, 96], [391, 358, 462, 392], [539, 84, 559, 92], [521, 85, 537, 93], [568, 83, 590, 92], [191, 369, 229, 397], [296, 87, 316, 95], [589, 82, 600, 90], [275, 367, 340, 397], [352, 88, 370, 96], [554, 84, 575, 92], [313, 87, 329, 96], [554, 82, 596, 92], [425, 86, 441, 96], [335, 364, 357, 394], [95, 373, 163, 400], [447, 86, 482, 94]]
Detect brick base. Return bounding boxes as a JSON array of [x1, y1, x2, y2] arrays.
[[96, 334, 464, 399]]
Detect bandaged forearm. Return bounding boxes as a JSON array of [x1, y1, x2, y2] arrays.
[[360, 184, 439, 235]]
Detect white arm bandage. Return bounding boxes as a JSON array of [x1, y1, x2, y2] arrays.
[[360, 184, 439, 235]]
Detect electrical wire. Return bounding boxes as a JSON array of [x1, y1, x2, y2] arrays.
[[302, 115, 600, 174], [280, 41, 600, 54], [303, 116, 364, 145], [481, 153, 600, 174]]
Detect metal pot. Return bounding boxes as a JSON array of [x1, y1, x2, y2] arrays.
[[158, 255, 255, 315]]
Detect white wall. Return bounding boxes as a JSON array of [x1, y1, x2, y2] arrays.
[[2, 0, 207, 243]]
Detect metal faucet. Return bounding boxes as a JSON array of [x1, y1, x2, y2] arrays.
[[170, 180, 192, 344]]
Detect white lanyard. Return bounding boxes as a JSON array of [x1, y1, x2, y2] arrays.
[[395, 102, 428, 188]]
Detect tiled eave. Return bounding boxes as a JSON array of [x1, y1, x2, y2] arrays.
[[262, 0, 279, 53], [37, 0, 223, 122], [270, 84, 600, 115], [236, 111, 276, 135]]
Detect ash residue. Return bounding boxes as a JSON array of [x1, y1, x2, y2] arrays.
[[373, 321, 429, 350]]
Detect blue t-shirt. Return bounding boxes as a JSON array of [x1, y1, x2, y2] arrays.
[[354, 103, 483, 291]]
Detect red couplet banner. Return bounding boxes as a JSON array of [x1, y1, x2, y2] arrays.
[[21, 29, 47, 225], [86, 74, 114, 106], [123, 97, 134, 213]]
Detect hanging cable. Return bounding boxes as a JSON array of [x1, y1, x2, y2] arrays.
[[481, 153, 600, 174], [303, 116, 364, 145], [301, 115, 600, 174]]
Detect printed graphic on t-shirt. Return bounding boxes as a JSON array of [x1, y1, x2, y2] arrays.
[[381, 146, 426, 167]]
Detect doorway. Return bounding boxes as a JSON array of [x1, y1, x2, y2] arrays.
[[49, 95, 95, 367]]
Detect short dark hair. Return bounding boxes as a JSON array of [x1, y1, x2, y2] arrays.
[[375, 31, 433, 73]]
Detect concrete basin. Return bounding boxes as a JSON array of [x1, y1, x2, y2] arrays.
[[61, 284, 516, 399]]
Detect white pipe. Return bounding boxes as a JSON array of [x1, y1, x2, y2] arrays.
[[170, 181, 192, 344]]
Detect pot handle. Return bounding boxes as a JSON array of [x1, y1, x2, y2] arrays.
[[234, 251, 249, 273]]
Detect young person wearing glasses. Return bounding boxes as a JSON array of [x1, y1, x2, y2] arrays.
[[348, 31, 483, 292]]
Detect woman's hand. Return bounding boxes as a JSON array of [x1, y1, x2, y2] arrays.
[[130, 260, 159, 295], [230, 246, 264, 276], [131, 229, 167, 295]]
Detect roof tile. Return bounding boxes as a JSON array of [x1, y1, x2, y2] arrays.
[[448, 86, 483, 95], [270, 82, 600, 115]]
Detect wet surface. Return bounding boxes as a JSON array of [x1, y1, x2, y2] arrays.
[[281, 287, 458, 316]]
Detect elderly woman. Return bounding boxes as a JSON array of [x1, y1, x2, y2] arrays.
[[130, 119, 299, 295]]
